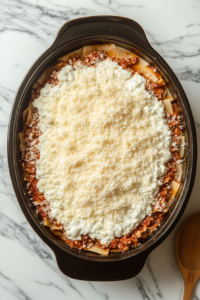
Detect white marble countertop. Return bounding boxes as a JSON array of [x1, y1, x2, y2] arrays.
[[1, 0, 200, 299]]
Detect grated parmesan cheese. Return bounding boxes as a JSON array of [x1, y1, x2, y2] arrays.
[[33, 60, 171, 245]]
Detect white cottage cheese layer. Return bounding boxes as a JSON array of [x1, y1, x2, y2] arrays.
[[33, 60, 171, 245]]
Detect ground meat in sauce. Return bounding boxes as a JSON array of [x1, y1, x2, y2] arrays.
[[21, 51, 182, 252]]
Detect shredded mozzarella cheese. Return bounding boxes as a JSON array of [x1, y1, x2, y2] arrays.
[[33, 60, 171, 245]]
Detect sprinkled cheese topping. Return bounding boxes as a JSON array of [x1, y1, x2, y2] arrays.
[[33, 60, 171, 245]]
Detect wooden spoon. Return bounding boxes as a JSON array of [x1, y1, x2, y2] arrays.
[[175, 212, 200, 300]]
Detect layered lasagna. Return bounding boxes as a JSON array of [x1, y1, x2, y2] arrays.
[[20, 44, 184, 255]]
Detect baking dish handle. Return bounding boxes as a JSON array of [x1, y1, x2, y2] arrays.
[[52, 16, 153, 54], [53, 247, 150, 281]]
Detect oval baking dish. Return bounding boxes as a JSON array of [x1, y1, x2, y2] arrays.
[[7, 16, 197, 281]]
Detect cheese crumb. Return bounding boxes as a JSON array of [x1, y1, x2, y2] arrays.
[[33, 60, 171, 245]]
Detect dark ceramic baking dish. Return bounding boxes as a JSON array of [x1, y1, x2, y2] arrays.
[[7, 16, 197, 281]]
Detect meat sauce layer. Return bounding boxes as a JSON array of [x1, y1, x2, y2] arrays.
[[21, 51, 182, 252]]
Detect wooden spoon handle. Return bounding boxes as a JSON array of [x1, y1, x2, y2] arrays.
[[183, 272, 198, 300]]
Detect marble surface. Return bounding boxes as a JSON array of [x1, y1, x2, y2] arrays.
[[0, 0, 200, 299]]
